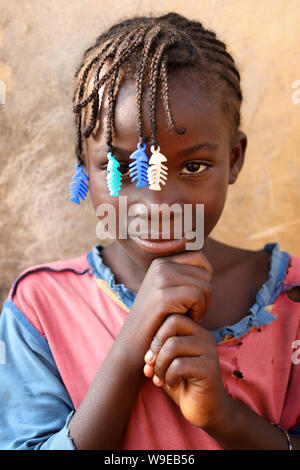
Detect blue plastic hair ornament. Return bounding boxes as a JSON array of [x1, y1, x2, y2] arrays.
[[129, 142, 149, 187], [106, 151, 122, 197], [69, 163, 89, 204]]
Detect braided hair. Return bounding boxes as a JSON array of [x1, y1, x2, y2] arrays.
[[73, 12, 242, 166]]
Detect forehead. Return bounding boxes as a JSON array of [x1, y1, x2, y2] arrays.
[[88, 67, 231, 151]]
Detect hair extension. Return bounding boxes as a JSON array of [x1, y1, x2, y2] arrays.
[[73, 12, 243, 165]]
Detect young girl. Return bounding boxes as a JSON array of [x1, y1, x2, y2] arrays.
[[1, 12, 300, 450]]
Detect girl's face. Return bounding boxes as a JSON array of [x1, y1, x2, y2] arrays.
[[85, 68, 247, 270]]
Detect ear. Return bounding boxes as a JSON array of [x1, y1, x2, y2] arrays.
[[228, 130, 247, 184]]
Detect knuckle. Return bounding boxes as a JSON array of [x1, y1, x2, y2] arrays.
[[151, 259, 173, 281], [155, 288, 167, 306], [205, 280, 213, 296], [155, 262, 169, 278], [197, 289, 205, 303], [189, 286, 204, 304], [164, 336, 178, 354], [166, 314, 181, 329], [151, 257, 164, 271], [196, 266, 213, 283], [170, 357, 183, 374], [151, 335, 163, 351], [154, 357, 164, 376]]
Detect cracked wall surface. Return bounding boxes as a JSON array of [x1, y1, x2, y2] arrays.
[[0, 0, 300, 306]]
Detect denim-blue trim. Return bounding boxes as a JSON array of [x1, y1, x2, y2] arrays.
[[256, 243, 290, 305], [210, 243, 290, 343], [86, 248, 136, 309], [86, 242, 290, 344], [2, 299, 51, 353]]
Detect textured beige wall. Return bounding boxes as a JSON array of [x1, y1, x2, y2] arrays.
[[0, 0, 300, 306]]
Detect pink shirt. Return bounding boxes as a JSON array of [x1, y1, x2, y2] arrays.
[[6, 242, 300, 449]]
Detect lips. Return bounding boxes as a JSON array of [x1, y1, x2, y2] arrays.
[[131, 235, 187, 254], [137, 232, 182, 241]]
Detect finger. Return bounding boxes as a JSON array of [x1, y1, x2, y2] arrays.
[[145, 314, 215, 370], [152, 335, 212, 386], [168, 263, 213, 283], [164, 355, 216, 390], [156, 277, 213, 320], [150, 258, 213, 289], [143, 363, 154, 378], [167, 250, 213, 276], [156, 285, 210, 323], [157, 268, 212, 290]]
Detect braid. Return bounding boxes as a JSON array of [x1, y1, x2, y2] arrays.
[[73, 12, 243, 164], [136, 26, 164, 145], [74, 27, 148, 112], [160, 58, 186, 137], [149, 34, 186, 150]]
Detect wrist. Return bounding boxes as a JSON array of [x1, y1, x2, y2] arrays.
[[202, 392, 238, 439], [110, 329, 146, 374], [201, 394, 296, 450]]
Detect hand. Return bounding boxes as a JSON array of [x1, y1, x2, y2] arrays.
[[143, 313, 234, 429], [117, 250, 214, 368]]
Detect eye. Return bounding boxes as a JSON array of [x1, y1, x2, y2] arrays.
[[180, 161, 210, 175], [103, 162, 130, 176], [118, 164, 131, 176]]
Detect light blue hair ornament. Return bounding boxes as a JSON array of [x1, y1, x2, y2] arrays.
[[106, 151, 122, 197]]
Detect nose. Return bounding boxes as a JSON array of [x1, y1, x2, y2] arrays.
[[127, 177, 187, 237], [133, 176, 184, 213]]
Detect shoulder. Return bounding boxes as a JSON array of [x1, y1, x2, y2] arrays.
[[5, 251, 93, 336], [8, 251, 92, 301]]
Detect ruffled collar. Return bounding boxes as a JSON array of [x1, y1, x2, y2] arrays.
[[86, 242, 290, 343]]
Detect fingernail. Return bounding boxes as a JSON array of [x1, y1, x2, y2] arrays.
[[143, 363, 154, 378], [153, 375, 162, 386], [144, 350, 154, 362]]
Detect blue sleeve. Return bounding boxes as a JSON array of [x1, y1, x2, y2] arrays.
[[0, 300, 76, 450]]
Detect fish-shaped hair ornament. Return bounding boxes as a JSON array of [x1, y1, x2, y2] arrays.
[[147, 145, 168, 190], [69, 163, 89, 204], [106, 152, 122, 197], [129, 142, 149, 187]]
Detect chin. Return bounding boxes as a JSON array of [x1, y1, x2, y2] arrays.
[[117, 237, 188, 270]]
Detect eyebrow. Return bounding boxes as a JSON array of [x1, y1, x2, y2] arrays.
[[95, 142, 219, 156], [177, 142, 219, 155]]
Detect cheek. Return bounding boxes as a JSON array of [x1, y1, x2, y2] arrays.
[[88, 172, 110, 208], [199, 170, 229, 235], [88, 174, 124, 235], [204, 189, 228, 226]]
